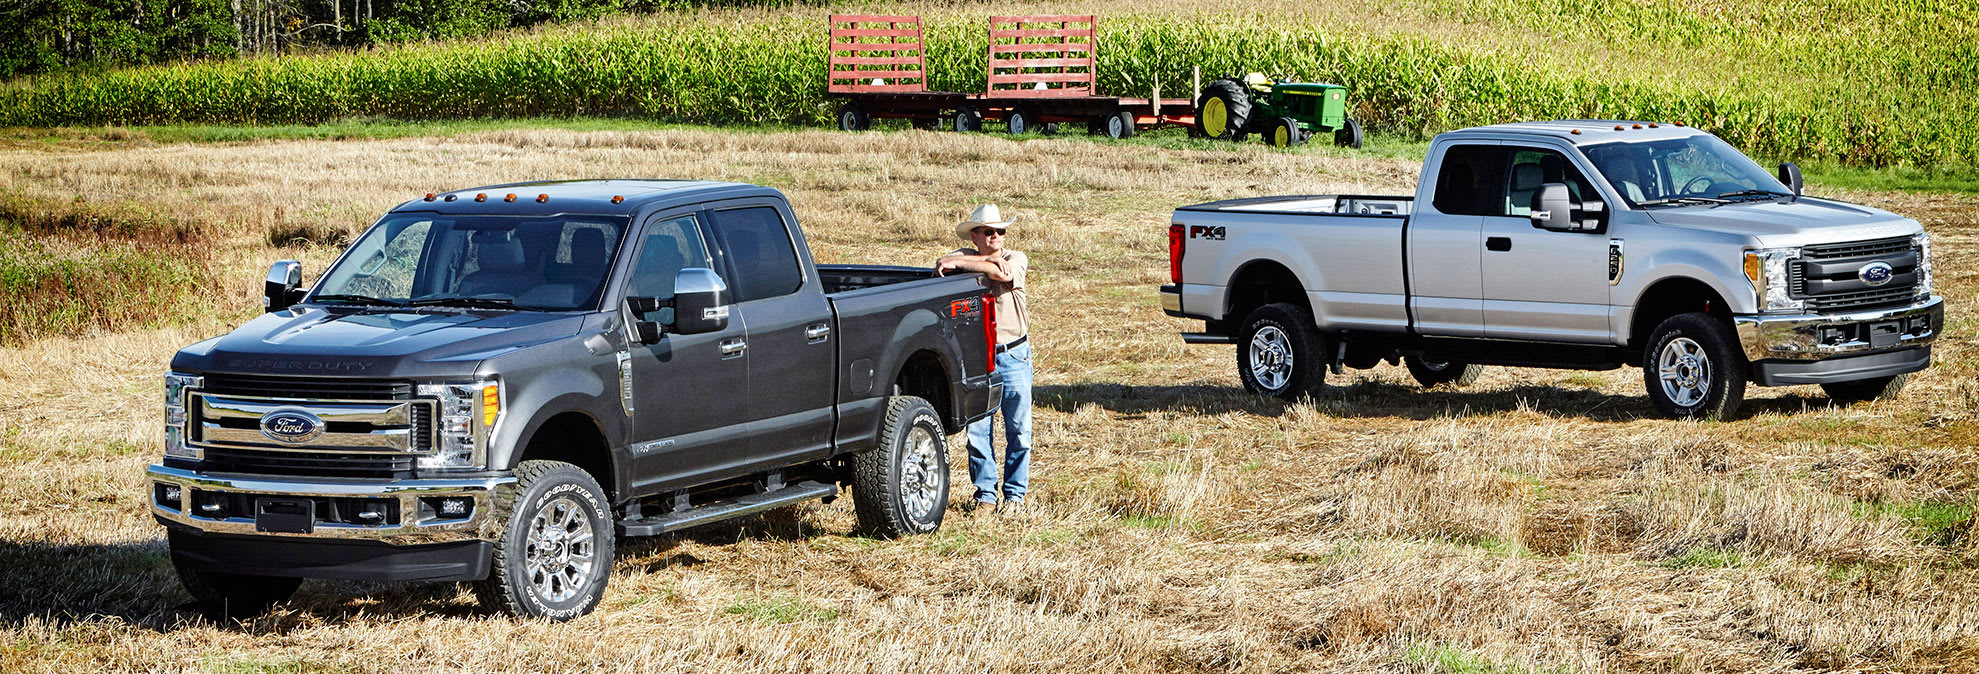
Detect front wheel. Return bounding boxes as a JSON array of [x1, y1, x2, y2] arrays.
[[1335, 118, 1363, 149], [1405, 356, 1483, 388], [1005, 108, 1036, 135], [1642, 313, 1747, 419], [1269, 117, 1306, 148], [836, 103, 870, 132], [1822, 373, 1910, 405], [1237, 303, 1328, 401], [477, 460, 614, 620], [175, 562, 301, 621], [852, 396, 949, 537], [952, 107, 982, 132]]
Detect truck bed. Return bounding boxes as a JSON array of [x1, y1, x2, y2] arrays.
[[1180, 194, 1415, 216]]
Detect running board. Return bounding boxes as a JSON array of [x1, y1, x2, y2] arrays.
[[1181, 332, 1235, 344], [617, 480, 837, 537]]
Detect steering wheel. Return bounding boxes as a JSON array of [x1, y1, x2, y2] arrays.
[[1681, 176, 1715, 195]]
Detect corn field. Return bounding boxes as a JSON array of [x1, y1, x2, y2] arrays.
[[1, 2, 1972, 168]]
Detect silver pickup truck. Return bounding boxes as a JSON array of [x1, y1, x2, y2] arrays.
[[1159, 121, 1943, 419]]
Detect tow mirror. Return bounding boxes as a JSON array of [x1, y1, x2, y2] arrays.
[[1531, 183, 1577, 231], [625, 296, 665, 344], [264, 260, 303, 312], [671, 268, 730, 335], [1777, 162, 1803, 196]]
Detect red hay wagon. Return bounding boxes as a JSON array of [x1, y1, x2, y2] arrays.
[[826, 14, 1196, 138]]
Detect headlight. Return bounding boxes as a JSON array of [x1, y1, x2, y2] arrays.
[[1915, 232, 1934, 297], [163, 373, 203, 460], [1744, 247, 1803, 312], [418, 380, 498, 471]]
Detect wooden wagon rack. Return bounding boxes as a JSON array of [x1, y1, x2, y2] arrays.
[[827, 14, 1196, 138]]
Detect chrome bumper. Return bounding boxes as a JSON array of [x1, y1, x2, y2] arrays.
[[1159, 284, 1184, 316], [146, 464, 515, 545], [1733, 296, 1943, 362]]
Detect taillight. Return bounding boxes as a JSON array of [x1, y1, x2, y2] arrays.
[[1168, 223, 1185, 283], [982, 293, 997, 375]]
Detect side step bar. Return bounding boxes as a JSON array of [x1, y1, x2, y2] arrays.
[[617, 480, 837, 537], [1182, 332, 1235, 344]]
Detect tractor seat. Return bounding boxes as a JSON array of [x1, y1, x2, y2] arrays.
[[1244, 73, 1272, 93]]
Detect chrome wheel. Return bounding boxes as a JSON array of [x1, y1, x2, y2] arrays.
[[524, 494, 597, 604], [1249, 325, 1294, 392], [1656, 336, 1712, 408], [1419, 360, 1451, 372], [899, 423, 943, 521]]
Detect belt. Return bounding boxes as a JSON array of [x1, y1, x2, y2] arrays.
[[995, 335, 1028, 353]]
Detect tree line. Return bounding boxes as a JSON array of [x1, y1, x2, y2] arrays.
[[0, 0, 706, 80]]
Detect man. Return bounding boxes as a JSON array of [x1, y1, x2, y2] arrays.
[[936, 204, 1032, 514]]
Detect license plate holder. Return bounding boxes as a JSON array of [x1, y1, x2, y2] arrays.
[[1869, 321, 1901, 349], [255, 497, 314, 534]]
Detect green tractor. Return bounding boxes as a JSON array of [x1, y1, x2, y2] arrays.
[[1196, 74, 1362, 149]]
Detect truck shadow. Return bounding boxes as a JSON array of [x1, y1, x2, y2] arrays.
[[1035, 381, 1840, 423]]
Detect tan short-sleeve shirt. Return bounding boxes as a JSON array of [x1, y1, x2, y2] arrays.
[[949, 248, 1029, 345]]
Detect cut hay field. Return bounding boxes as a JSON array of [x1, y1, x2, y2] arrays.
[[1, 125, 1977, 672]]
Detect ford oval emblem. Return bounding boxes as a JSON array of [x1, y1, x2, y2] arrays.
[[260, 409, 324, 444], [1859, 261, 1895, 287]]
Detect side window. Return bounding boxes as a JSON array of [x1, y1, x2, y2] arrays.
[[1503, 148, 1595, 216], [709, 207, 803, 303], [626, 215, 711, 323], [1431, 145, 1506, 217]]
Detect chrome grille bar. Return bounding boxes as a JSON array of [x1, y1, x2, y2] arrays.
[[189, 392, 435, 453]]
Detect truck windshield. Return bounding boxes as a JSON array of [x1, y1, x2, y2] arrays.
[[1582, 135, 1791, 208], [311, 214, 630, 311]]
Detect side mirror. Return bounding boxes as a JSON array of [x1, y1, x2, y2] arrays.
[[1530, 183, 1577, 231], [671, 268, 731, 335], [1777, 162, 1803, 196], [264, 260, 302, 312], [625, 296, 665, 344]]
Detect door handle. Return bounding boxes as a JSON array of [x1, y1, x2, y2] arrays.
[[805, 323, 831, 343], [1486, 236, 1512, 252], [720, 338, 746, 358]]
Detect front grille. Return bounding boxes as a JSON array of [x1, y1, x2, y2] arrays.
[[201, 374, 412, 401], [1790, 236, 1921, 313], [201, 447, 414, 479]]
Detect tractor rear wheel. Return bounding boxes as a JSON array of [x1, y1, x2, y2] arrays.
[[1269, 117, 1306, 148], [1335, 118, 1363, 149], [1196, 79, 1252, 141]]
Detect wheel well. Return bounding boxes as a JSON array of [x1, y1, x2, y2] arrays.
[[1629, 278, 1731, 361], [1226, 260, 1310, 325], [517, 412, 614, 498], [895, 350, 956, 430]]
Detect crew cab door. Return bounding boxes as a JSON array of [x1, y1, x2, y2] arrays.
[[1478, 144, 1613, 342], [1407, 142, 1498, 337], [706, 203, 837, 473], [622, 212, 753, 493]]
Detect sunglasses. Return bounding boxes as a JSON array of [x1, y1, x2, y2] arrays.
[[971, 227, 1005, 236]]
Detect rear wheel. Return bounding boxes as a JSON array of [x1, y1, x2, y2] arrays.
[[1822, 374, 1910, 404], [836, 103, 870, 132], [952, 107, 982, 132], [1406, 357, 1483, 387], [1196, 79, 1252, 141], [1005, 108, 1036, 135], [852, 396, 949, 537], [477, 460, 614, 620], [1237, 303, 1328, 401], [1269, 117, 1305, 148], [1335, 118, 1363, 148], [175, 563, 301, 621], [1091, 110, 1136, 139], [1642, 313, 1747, 419]]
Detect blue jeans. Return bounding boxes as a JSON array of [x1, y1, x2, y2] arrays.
[[968, 341, 1032, 503]]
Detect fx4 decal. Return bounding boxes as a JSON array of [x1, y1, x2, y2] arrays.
[[1189, 225, 1226, 240]]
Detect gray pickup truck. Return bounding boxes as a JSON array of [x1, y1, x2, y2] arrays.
[[1160, 121, 1942, 418], [149, 180, 1000, 620]]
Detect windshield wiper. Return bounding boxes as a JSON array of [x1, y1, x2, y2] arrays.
[[1714, 189, 1794, 201], [405, 296, 522, 310], [1637, 195, 1731, 207], [311, 293, 407, 307]]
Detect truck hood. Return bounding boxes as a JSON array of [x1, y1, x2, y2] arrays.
[[172, 306, 588, 379], [1644, 197, 1920, 247]]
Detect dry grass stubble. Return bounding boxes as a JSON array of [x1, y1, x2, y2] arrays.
[[0, 127, 1976, 671]]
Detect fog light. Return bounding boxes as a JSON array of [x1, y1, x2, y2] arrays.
[[422, 496, 474, 520], [157, 484, 182, 508], [440, 498, 470, 516]]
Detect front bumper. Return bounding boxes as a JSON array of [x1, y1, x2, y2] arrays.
[[146, 464, 516, 546], [1732, 296, 1942, 362]]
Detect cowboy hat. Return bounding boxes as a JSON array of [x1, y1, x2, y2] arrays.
[[955, 204, 1016, 240]]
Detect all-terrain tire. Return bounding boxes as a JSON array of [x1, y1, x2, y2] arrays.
[[1405, 357, 1484, 388], [1642, 312, 1747, 419], [1822, 373, 1911, 405], [852, 396, 949, 537], [1196, 79, 1252, 141], [477, 460, 614, 621], [175, 562, 302, 621], [1237, 303, 1328, 401]]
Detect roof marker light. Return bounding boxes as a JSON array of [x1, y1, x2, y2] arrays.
[[444, 195, 458, 202], [611, 195, 624, 204], [505, 193, 517, 203], [537, 194, 548, 203], [1570, 129, 1581, 135], [1675, 122, 1686, 127], [1648, 123, 1660, 128], [1613, 125, 1625, 131], [424, 193, 437, 201], [1633, 123, 1643, 129], [475, 193, 487, 202]]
